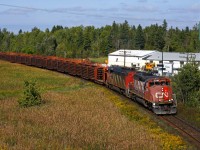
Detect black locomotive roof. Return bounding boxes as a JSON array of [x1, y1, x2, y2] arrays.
[[108, 66, 162, 81], [134, 71, 158, 82], [108, 65, 136, 75]]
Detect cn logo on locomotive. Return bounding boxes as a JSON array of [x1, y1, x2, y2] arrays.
[[155, 92, 169, 99]]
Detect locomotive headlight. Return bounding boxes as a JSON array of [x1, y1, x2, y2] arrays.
[[153, 103, 155, 106], [162, 88, 164, 92]]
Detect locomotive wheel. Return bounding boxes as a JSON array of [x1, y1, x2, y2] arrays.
[[132, 95, 136, 101]]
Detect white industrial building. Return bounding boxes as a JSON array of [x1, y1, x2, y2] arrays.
[[108, 49, 200, 75], [108, 49, 156, 68]]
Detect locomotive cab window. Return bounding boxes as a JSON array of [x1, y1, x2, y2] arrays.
[[161, 81, 170, 85], [155, 82, 160, 85], [161, 81, 166, 85], [149, 82, 154, 87]]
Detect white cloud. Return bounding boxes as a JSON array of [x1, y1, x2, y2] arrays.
[[190, 3, 200, 12], [137, 0, 148, 3], [52, 6, 96, 13], [122, 4, 158, 13]]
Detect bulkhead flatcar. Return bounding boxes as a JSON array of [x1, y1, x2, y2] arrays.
[[0, 52, 177, 114]]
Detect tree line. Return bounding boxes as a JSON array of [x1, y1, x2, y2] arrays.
[[0, 20, 200, 58]]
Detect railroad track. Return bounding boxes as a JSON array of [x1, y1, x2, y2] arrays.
[[160, 115, 200, 149], [115, 90, 200, 148]]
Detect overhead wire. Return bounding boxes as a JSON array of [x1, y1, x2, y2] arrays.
[[0, 3, 198, 23]]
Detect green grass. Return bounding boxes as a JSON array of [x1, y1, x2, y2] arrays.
[[177, 103, 200, 129], [89, 57, 108, 63], [0, 61, 72, 100], [0, 60, 190, 149]]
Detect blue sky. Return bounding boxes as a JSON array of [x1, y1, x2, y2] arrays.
[[0, 0, 200, 33]]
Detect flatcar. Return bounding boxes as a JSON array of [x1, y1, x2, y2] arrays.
[[0, 52, 177, 114]]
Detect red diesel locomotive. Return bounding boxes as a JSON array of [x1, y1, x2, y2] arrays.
[[107, 66, 177, 114], [0, 52, 177, 114]]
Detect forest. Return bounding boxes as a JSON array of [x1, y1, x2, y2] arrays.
[[0, 20, 200, 58]]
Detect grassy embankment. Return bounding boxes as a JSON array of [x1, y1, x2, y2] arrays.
[[0, 60, 189, 149]]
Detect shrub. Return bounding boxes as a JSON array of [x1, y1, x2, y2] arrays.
[[172, 63, 200, 106], [187, 90, 200, 109], [18, 80, 43, 107]]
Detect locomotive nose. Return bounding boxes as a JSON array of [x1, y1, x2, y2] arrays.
[[162, 86, 169, 101]]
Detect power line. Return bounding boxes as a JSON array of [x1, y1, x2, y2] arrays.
[[0, 3, 198, 23], [0, 3, 49, 11]]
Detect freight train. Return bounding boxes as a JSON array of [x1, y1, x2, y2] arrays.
[[0, 52, 177, 114]]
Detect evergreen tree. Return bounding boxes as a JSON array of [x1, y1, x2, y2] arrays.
[[162, 19, 167, 32], [83, 26, 92, 57], [111, 21, 119, 50], [154, 26, 165, 50], [51, 25, 63, 33], [18, 80, 43, 107], [135, 24, 145, 49], [119, 20, 130, 49], [129, 26, 136, 49], [99, 25, 112, 56], [18, 29, 23, 34]]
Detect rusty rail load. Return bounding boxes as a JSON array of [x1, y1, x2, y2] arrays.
[[0, 52, 107, 84]]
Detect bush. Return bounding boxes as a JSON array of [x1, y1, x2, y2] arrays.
[[172, 63, 200, 108], [187, 90, 200, 109], [18, 80, 43, 107]]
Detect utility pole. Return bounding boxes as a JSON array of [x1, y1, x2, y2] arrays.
[[124, 49, 126, 67], [199, 21, 200, 41], [162, 50, 164, 76], [118, 39, 120, 50]]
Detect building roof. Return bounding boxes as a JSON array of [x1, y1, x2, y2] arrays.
[[109, 49, 157, 57], [109, 50, 200, 62], [144, 52, 200, 61]]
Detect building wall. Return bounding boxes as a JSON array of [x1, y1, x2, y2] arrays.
[[151, 60, 192, 75], [108, 55, 149, 69]]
